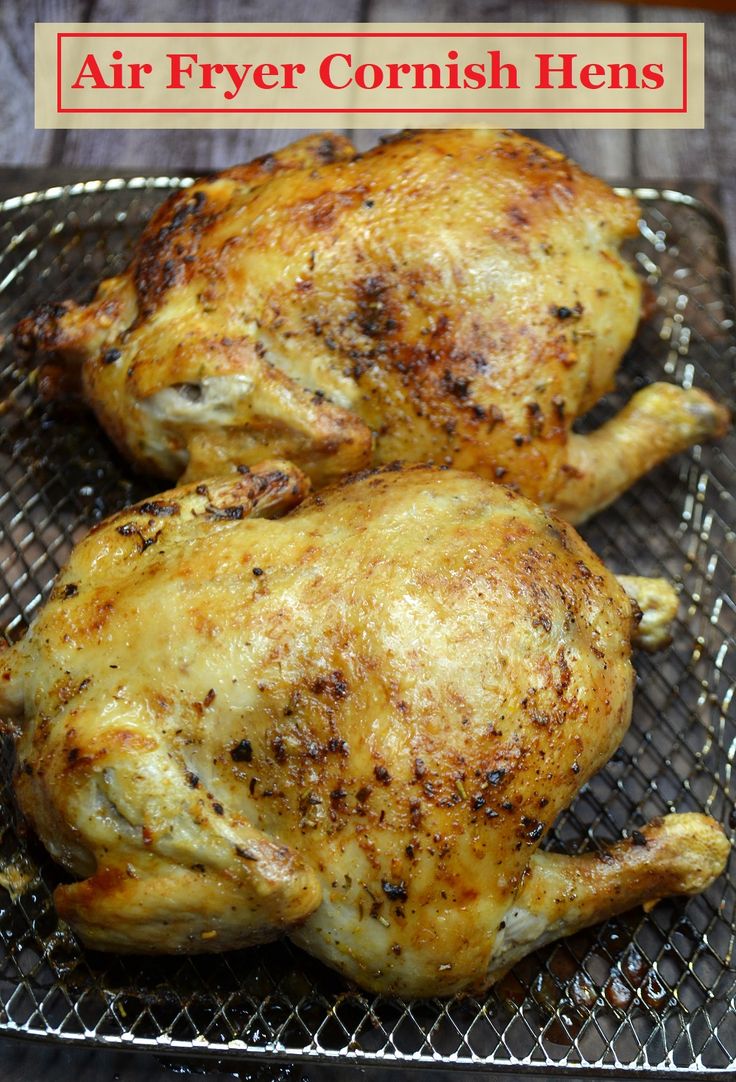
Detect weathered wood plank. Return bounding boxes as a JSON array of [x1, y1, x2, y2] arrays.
[[59, 0, 362, 169], [632, 5, 736, 247], [356, 0, 636, 177], [0, 0, 94, 165], [0, 0, 732, 251]]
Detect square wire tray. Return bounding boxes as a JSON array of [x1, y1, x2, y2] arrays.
[[0, 176, 735, 1078]]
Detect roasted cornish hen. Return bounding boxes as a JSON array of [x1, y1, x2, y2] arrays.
[[15, 129, 728, 523], [1, 464, 727, 996]]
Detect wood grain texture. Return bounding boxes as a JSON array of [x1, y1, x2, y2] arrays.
[[59, 0, 361, 169], [0, 0, 92, 165], [357, 0, 635, 176], [630, 5, 736, 249], [0, 0, 733, 255]]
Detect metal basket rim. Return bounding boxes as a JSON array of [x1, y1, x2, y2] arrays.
[[0, 177, 734, 1076]]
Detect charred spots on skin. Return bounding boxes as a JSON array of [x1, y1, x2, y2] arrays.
[[312, 670, 349, 700], [230, 739, 253, 763], [374, 764, 391, 784], [552, 302, 584, 321], [53, 582, 79, 601], [116, 522, 162, 553], [134, 188, 212, 318], [555, 645, 572, 696], [135, 500, 180, 518], [102, 348, 121, 366], [304, 739, 324, 761], [272, 736, 287, 763], [205, 504, 245, 521], [355, 274, 399, 339], [316, 135, 344, 163], [526, 401, 544, 437], [170, 190, 207, 230], [382, 879, 408, 902], [299, 791, 323, 824], [630, 829, 648, 847], [252, 468, 292, 498], [441, 370, 472, 400], [13, 301, 75, 352], [327, 737, 349, 755], [520, 815, 545, 842]]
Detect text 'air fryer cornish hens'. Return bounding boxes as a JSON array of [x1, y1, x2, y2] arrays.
[[15, 129, 728, 524], [0, 464, 727, 997]]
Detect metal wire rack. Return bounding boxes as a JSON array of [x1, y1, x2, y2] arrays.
[[0, 177, 734, 1077]]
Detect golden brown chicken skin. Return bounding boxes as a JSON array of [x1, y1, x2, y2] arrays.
[[15, 129, 728, 524], [1, 464, 727, 996]]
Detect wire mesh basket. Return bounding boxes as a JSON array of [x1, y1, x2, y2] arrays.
[[0, 176, 735, 1077]]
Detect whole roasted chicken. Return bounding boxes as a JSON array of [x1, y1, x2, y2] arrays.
[[0, 464, 727, 996], [15, 130, 728, 523]]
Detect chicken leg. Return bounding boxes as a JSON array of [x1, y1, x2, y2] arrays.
[[557, 384, 730, 524], [487, 813, 729, 979]]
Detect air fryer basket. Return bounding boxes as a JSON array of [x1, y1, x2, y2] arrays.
[[0, 178, 734, 1076]]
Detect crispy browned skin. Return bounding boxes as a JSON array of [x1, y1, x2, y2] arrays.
[[15, 130, 728, 523], [1, 464, 728, 995]]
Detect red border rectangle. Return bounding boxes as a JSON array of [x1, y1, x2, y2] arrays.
[[55, 30, 689, 116]]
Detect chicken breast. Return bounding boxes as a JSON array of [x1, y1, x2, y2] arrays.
[[1, 463, 727, 996], [15, 129, 728, 523]]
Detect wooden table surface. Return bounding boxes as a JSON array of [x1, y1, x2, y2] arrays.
[[2, 0, 736, 250], [0, 1, 734, 1080]]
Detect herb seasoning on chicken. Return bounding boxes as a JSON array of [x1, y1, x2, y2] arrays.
[[15, 129, 728, 524], [0, 463, 728, 996]]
